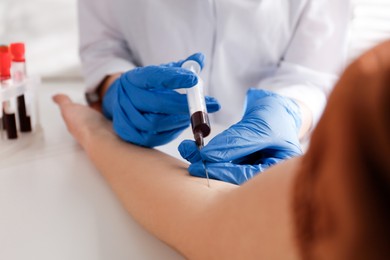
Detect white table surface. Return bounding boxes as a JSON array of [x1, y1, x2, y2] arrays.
[[0, 80, 216, 260]]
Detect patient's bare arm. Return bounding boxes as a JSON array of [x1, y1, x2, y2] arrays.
[[53, 95, 299, 260]]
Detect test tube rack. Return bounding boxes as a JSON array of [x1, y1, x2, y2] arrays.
[[0, 76, 42, 156]]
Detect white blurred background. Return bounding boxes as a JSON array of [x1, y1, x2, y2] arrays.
[[349, 0, 390, 60], [0, 0, 389, 81], [0, 0, 81, 80]]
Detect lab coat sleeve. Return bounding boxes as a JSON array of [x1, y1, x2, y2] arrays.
[[78, 0, 135, 92], [257, 0, 351, 127]]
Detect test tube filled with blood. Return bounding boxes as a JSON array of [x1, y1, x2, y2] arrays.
[[0, 52, 18, 139], [10, 43, 32, 132]]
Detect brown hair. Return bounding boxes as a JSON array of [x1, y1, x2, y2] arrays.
[[293, 41, 390, 259]]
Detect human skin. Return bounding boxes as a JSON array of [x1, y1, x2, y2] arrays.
[[53, 94, 300, 259], [54, 40, 390, 259], [55, 40, 390, 260]]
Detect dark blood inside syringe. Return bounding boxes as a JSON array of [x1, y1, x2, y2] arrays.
[[191, 111, 211, 147]]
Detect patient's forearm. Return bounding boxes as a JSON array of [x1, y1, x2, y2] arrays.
[[83, 127, 237, 256], [82, 126, 299, 259]]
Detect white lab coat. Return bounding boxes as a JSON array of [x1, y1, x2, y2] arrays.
[[78, 0, 350, 126]]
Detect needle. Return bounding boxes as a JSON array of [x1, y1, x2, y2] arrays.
[[203, 159, 210, 188], [197, 137, 210, 188]]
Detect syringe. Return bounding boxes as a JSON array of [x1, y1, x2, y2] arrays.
[[181, 60, 211, 187]]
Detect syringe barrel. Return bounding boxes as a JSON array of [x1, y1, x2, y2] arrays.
[[181, 60, 211, 139], [182, 60, 207, 114], [186, 77, 207, 115]]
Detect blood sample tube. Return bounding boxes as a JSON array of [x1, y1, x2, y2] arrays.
[[0, 45, 9, 53], [10, 43, 32, 132], [0, 45, 7, 135], [0, 52, 18, 139]]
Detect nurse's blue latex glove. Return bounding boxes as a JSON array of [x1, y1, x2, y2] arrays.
[[102, 53, 220, 147], [178, 88, 302, 185]]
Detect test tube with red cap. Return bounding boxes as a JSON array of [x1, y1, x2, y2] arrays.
[[10, 43, 32, 132], [0, 46, 6, 135], [0, 45, 9, 53], [0, 52, 18, 139]]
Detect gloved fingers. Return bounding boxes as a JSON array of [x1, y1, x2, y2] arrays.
[[161, 53, 205, 70], [230, 147, 302, 165], [200, 123, 271, 162], [244, 88, 302, 131], [199, 89, 304, 162], [125, 86, 189, 114], [117, 89, 190, 132], [113, 114, 188, 147], [181, 53, 205, 69], [200, 129, 302, 164], [140, 113, 190, 132], [261, 157, 285, 168], [188, 161, 267, 185], [265, 145, 303, 159], [245, 88, 274, 108], [205, 96, 221, 113], [126, 85, 221, 115], [124, 66, 198, 90], [178, 140, 202, 163], [231, 149, 282, 165], [135, 125, 188, 147]]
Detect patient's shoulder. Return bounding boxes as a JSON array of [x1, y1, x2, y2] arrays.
[[350, 40, 390, 78]]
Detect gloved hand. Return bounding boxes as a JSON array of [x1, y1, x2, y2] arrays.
[[178, 88, 302, 185], [102, 53, 220, 147]]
